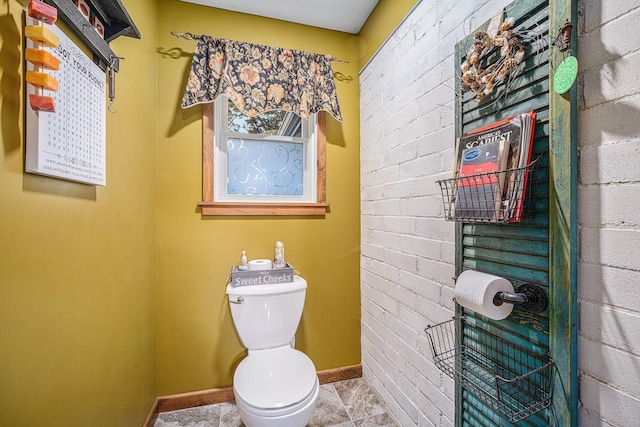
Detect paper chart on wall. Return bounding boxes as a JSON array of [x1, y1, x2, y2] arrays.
[[25, 16, 107, 186]]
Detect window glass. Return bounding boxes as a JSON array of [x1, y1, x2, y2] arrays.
[[227, 102, 302, 137], [227, 138, 304, 196], [214, 97, 317, 203]]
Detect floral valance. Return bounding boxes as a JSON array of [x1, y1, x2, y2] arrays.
[[181, 36, 343, 122]]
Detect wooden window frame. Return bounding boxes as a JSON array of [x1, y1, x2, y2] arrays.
[[198, 103, 330, 216]]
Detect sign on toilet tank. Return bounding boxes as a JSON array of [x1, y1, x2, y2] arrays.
[[230, 264, 294, 286]]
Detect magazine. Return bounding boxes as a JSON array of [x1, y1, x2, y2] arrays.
[[452, 111, 536, 221], [503, 112, 536, 222], [455, 139, 509, 220]]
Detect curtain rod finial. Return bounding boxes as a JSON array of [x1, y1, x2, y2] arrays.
[[171, 31, 202, 40], [328, 55, 349, 64]]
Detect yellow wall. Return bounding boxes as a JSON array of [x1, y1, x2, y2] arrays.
[[0, 0, 157, 425], [0, 0, 416, 422], [358, 0, 419, 70], [155, 0, 362, 394], [151, 0, 421, 396]]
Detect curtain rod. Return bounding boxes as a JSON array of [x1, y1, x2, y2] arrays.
[[170, 31, 349, 63], [171, 31, 202, 40]]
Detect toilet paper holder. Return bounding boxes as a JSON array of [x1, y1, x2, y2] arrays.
[[493, 283, 547, 313]]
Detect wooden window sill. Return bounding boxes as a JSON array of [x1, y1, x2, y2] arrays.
[[198, 202, 330, 216]]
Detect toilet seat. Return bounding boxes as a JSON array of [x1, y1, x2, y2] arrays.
[[234, 379, 318, 419], [233, 346, 318, 413]]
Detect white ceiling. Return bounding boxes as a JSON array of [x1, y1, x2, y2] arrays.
[[179, 0, 380, 34]]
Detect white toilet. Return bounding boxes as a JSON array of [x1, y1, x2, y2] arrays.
[[226, 276, 319, 427]]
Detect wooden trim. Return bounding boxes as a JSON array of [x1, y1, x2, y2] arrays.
[[157, 386, 236, 413], [316, 112, 327, 204], [453, 24, 466, 427], [200, 107, 329, 216], [145, 364, 362, 419], [317, 364, 362, 384], [549, 0, 579, 425], [142, 398, 159, 427], [202, 103, 214, 203], [198, 201, 330, 216]]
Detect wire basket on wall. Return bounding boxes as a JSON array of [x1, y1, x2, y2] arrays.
[[437, 157, 539, 224], [424, 317, 554, 423]]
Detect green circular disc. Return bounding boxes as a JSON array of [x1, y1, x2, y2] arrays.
[[554, 56, 578, 94]]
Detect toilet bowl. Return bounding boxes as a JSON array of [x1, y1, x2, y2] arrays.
[[227, 276, 319, 427], [233, 346, 319, 427]]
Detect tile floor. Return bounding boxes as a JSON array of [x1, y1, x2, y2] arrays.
[[154, 377, 399, 427]]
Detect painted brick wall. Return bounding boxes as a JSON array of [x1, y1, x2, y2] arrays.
[[360, 1, 515, 425], [360, 0, 640, 425], [577, 0, 640, 425]]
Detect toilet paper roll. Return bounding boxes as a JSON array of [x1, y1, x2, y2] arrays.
[[454, 270, 515, 320], [248, 259, 273, 271]]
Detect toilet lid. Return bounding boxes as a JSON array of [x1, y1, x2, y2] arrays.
[[234, 347, 317, 409]]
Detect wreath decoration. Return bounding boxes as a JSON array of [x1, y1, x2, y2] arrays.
[[461, 17, 526, 102]]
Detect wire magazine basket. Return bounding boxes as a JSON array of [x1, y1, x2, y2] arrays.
[[437, 157, 539, 223], [424, 317, 554, 423]]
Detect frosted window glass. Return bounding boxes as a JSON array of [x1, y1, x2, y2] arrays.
[[227, 138, 304, 196]]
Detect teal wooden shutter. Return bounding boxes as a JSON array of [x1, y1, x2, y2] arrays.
[[452, 0, 578, 425]]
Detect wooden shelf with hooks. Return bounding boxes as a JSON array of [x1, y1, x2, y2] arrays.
[[42, 0, 140, 71]]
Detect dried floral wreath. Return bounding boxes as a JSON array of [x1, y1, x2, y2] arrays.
[[461, 17, 526, 102]]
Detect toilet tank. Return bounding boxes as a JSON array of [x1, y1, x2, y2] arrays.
[[226, 276, 307, 350]]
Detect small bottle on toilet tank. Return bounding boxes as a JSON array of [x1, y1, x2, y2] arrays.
[[274, 241, 285, 268], [238, 250, 249, 271]]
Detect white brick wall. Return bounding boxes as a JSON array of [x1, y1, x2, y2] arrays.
[[360, 1, 515, 425], [360, 0, 640, 425], [578, 0, 640, 424]]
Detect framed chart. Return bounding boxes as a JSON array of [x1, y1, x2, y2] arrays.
[[25, 16, 107, 186]]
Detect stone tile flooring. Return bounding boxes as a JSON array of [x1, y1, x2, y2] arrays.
[[154, 377, 399, 427]]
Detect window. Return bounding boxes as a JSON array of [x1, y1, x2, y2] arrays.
[[199, 97, 329, 216]]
